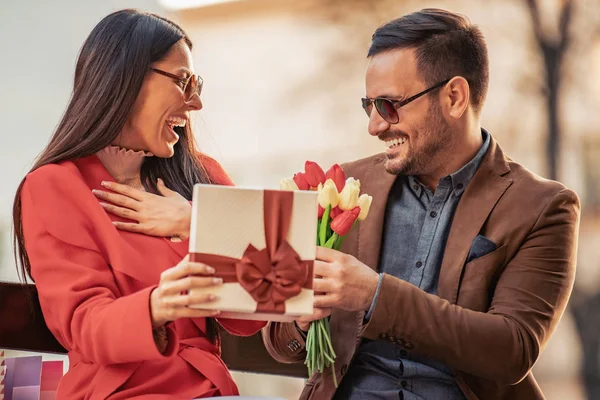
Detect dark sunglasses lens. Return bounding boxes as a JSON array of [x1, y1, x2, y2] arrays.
[[361, 98, 372, 117], [375, 99, 399, 123]]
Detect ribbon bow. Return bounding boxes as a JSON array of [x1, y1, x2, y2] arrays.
[[236, 241, 308, 312]]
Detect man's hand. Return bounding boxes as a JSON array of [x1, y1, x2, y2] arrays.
[[295, 307, 332, 332], [312, 246, 379, 312]]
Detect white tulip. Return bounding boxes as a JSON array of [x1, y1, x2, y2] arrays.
[[317, 179, 339, 209], [338, 178, 361, 210], [357, 194, 373, 221], [280, 177, 299, 191]]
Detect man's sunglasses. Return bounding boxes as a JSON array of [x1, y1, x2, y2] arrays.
[[150, 67, 203, 103], [361, 79, 450, 124]]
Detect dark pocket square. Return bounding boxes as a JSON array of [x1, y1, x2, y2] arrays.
[[466, 235, 497, 263]]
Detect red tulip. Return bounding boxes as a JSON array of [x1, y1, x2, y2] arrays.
[[330, 206, 360, 236], [330, 206, 342, 219], [326, 164, 346, 192], [293, 172, 310, 190], [304, 161, 326, 188]]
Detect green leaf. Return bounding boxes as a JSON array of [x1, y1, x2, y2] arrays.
[[316, 218, 321, 245], [333, 233, 345, 250], [324, 233, 338, 249], [319, 205, 331, 246]]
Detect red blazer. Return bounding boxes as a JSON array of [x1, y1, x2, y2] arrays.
[[21, 154, 265, 400]]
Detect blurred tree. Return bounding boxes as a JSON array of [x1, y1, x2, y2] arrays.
[[525, 0, 600, 398], [524, 0, 573, 181]]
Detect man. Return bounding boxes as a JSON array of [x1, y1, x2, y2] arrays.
[[263, 8, 580, 400]]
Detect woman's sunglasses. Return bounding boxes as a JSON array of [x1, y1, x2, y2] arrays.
[[361, 79, 450, 124], [150, 67, 203, 103]]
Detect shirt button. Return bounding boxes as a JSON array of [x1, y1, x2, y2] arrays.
[[401, 380, 408, 388], [457, 183, 464, 190], [415, 261, 422, 268], [413, 185, 419, 191], [430, 211, 437, 218]]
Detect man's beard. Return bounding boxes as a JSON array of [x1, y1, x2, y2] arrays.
[[385, 100, 453, 176]]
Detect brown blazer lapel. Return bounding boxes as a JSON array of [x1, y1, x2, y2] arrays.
[[437, 137, 513, 304], [357, 155, 397, 271]]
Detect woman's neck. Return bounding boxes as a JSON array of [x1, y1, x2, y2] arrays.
[[96, 145, 153, 189]]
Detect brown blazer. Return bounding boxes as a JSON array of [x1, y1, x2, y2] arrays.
[[262, 136, 580, 400]]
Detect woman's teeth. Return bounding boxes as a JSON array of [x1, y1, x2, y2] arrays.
[[166, 117, 186, 128], [385, 137, 407, 149]]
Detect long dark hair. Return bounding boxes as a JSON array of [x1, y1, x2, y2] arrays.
[[13, 9, 219, 341]]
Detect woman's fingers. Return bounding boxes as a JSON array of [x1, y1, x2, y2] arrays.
[[160, 260, 215, 282], [99, 202, 139, 220], [93, 189, 140, 211], [157, 178, 178, 197], [157, 299, 221, 322], [176, 307, 221, 319], [159, 275, 223, 296], [112, 221, 146, 233], [100, 181, 146, 201], [162, 291, 220, 308]]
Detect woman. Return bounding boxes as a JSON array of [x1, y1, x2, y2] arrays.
[[14, 9, 265, 399]]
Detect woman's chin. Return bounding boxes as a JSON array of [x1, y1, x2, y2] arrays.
[[150, 144, 176, 158]]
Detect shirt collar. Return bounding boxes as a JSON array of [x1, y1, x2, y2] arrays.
[[448, 128, 490, 195], [408, 128, 491, 196]]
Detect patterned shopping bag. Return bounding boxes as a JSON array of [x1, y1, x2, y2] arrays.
[[39, 362, 62, 400], [3, 356, 42, 400]]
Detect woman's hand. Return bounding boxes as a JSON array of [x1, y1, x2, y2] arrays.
[[150, 255, 223, 328], [93, 179, 192, 239]]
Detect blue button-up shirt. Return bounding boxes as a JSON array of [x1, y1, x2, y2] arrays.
[[334, 130, 491, 400]]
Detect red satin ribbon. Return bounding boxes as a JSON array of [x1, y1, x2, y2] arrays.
[[190, 190, 313, 313]]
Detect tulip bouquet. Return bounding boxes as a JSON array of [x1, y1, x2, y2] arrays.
[[281, 162, 372, 386]]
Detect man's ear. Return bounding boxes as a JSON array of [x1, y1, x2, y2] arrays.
[[441, 76, 470, 119]]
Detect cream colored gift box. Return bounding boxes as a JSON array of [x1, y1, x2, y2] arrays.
[[188, 184, 317, 322]]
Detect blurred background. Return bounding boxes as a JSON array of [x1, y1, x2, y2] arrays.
[[1, 0, 599, 399]]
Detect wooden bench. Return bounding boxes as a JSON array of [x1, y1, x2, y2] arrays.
[[0, 281, 307, 378]]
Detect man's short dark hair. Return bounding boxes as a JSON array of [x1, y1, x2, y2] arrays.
[[369, 8, 489, 113]]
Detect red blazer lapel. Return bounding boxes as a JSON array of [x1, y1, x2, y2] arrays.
[[61, 156, 186, 284]]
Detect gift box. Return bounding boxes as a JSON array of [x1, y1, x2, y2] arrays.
[[188, 185, 318, 322]]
